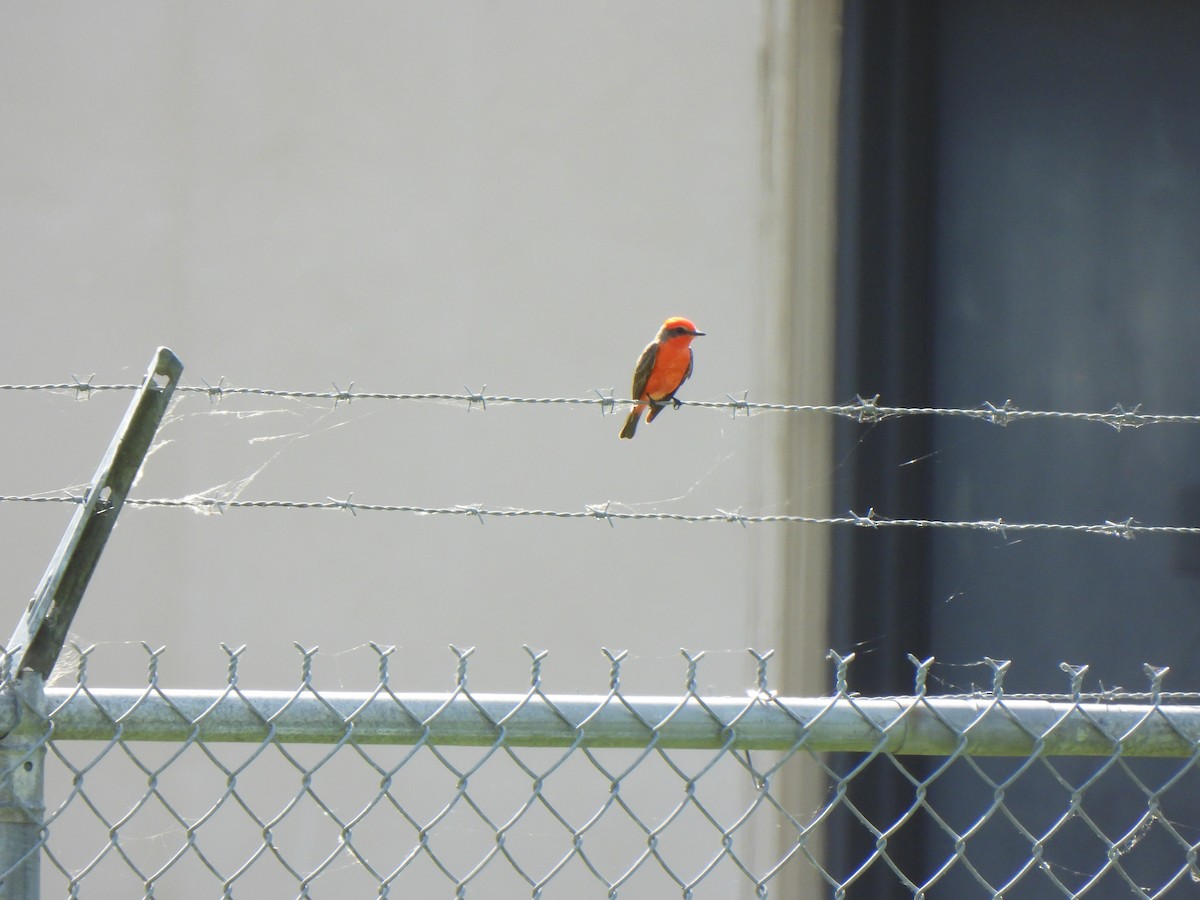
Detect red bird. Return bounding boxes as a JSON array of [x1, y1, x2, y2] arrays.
[[619, 317, 705, 439]]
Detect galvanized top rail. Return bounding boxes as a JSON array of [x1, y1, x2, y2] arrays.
[[19, 687, 1198, 757]]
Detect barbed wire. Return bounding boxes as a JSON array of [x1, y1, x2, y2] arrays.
[[5, 379, 1194, 537], [0, 379, 1192, 428], [0, 492, 1190, 538]]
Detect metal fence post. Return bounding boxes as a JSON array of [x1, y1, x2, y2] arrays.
[[0, 347, 182, 896], [8, 347, 183, 679], [0, 672, 45, 900]]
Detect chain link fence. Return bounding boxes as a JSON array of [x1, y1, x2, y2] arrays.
[[0, 644, 1196, 898]]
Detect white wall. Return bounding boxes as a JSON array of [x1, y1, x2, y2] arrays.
[[0, 4, 839, 896]]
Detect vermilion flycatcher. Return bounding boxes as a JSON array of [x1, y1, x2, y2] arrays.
[[619, 317, 705, 439]]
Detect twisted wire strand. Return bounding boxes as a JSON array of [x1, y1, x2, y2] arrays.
[[0, 381, 1191, 427], [0, 493, 1185, 537]]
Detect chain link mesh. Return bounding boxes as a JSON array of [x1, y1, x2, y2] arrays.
[[1, 646, 1198, 897]]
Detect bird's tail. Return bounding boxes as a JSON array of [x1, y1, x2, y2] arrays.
[[619, 404, 644, 439]]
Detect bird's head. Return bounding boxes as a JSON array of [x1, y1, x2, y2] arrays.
[[657, 317, 705, 343]]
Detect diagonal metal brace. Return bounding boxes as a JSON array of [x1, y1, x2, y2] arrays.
[[7, 348, 183, 678]]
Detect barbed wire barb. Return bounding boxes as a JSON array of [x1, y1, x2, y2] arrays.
[[851, 393, 882, 423], [586, 501, 616, 527], [726, 391, 751, 417], [982, 399, 1016, 425], [332, 381, 354, 407], [717, 507, 749, 528], [1109, 403, 1144, 431], [456, 503, 486, 524], [592, 387, 617, 416], [326, 493, 358, 516], [199, 376, 226, 404], [70, 374, 95, 401], [849, 507, 879, 528], [1103, 517, 1138, 540], [463, 385, 487, 411]]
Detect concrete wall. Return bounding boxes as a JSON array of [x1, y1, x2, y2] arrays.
[[0, 3, 839, 895]]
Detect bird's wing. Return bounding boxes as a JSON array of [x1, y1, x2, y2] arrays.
[[630, 341, 658, 400]]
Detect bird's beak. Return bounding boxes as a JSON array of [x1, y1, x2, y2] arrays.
[[692, 330, 706, 337]]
